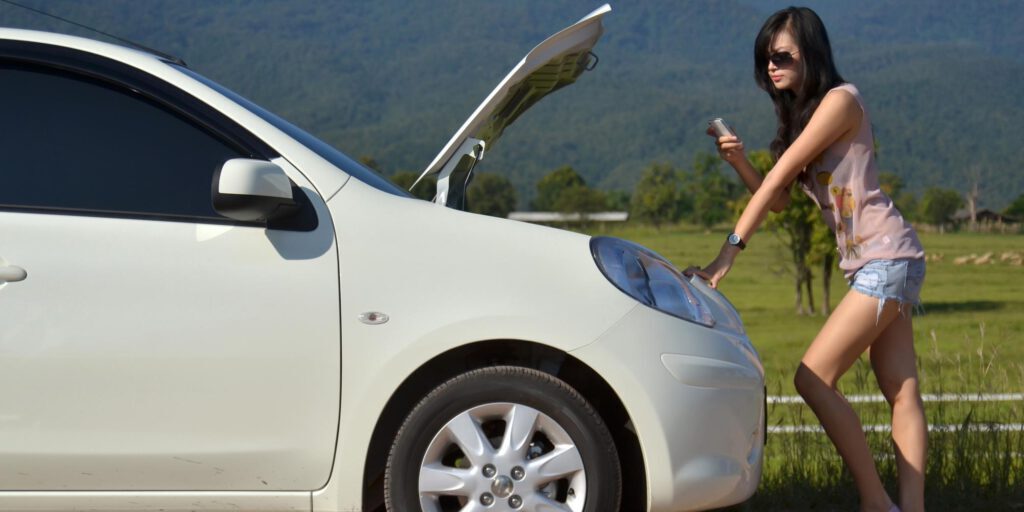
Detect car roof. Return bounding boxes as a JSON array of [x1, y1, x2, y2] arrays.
[[0, 27, 171, 69]]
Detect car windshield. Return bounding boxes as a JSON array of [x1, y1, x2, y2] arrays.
[[172, 64, 412, 199]]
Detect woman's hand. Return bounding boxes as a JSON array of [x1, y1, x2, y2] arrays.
[[684, 244, 740, 289], [706, 126, 746, 166]]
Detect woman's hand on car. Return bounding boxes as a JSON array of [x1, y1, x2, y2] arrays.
[[684, 245, 739, 289], [706, 126, 746, 166]]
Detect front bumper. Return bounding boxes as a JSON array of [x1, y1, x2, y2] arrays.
[[571, 304, 765, 512]]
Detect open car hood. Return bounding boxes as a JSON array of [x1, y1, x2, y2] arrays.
[[413, 4, 610, 208]]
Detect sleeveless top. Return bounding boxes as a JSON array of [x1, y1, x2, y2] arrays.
[[797, 83, 924, 279]]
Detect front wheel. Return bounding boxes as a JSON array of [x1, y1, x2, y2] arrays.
[[385, 366, 621, 512]]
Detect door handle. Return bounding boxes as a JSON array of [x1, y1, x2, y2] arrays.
[[0, 265, 27, 282]]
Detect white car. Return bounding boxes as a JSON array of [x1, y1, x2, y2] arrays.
[[0, 5, 764, 512]]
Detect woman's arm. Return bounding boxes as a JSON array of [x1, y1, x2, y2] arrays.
[[734, 154, 792, 213], [689, 90, 862, 288], [710, 131, 791, 212]]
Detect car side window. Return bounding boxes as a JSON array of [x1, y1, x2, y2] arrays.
[[0, 62, 246, 221]]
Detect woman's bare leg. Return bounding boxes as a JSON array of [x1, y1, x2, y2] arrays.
[[794, 289, 904, 512], [868, 311, 927, 512]]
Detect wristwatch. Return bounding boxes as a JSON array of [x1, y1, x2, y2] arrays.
[[726, 232, 746, 250]]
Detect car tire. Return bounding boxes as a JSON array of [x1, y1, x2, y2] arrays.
[[384, 365, 621, 512]]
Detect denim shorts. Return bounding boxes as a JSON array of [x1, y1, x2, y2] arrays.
[[849, 258, 926, 321]]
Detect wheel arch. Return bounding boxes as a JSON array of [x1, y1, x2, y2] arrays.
[[361, 339, 647, 511]]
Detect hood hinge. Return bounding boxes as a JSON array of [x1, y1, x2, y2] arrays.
[[422, 137, 486, 210]]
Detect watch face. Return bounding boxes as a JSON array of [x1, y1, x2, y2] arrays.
[[728, 233, 740, 245]]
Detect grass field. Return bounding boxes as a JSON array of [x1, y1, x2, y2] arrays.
[[579, 222, 1024, 510], [583, 224, 1024, 389]]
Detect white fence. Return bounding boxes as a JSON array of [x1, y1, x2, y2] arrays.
[[768, 393, 1023, 434], [769, 393, 1024, 405]]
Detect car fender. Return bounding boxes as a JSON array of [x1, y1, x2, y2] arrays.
[[314, 177, 637, 509]]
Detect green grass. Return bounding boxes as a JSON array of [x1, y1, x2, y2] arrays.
[[585, 223, 1024, 392], [579, 222, 1024, 510]]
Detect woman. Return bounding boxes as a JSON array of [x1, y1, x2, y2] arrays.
[[687, 7, 927, 512]]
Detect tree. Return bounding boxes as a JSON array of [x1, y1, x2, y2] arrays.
[[894, 191, 919, 222], [532, 166, 586, 211], [1005, 193, 1024, 220], [740, 150, 832, 315], [467, 173, 517, 218], [765, 180, 818, 315], [918, 187, 963, 232], [807, 219, 837, 315], [685, 153, 738, 231], [359, 155, 382, 173], [876, 145, 919, 221], [554, 185, 607, 216], [390, 171, 436, 201], [630, 162, 683, 228], [880, 171, 920, 221], [878, 172, 903, 197], [604, 190, 631, 212]]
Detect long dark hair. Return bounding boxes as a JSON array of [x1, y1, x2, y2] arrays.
[[754, 7, 845, 161]]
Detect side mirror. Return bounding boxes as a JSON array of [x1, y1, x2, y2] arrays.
[[212, 158, 298, 222]]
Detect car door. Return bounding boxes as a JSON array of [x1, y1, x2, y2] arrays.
[[0, 52, 340, 491]]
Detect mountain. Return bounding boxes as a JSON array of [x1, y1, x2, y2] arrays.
[[3, 0, 1022, 209]]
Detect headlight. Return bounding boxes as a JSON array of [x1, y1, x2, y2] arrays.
[[590, 236, 716, 328]]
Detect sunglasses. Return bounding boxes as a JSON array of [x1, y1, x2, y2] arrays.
[[769, 50, 799, 66]]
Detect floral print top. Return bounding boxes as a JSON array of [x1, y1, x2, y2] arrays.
[[798, 83, 924, 279]]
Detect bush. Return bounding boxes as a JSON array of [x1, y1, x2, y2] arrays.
[[532, 165, 586, 211], [467, 172, 517, 218], [390, 171, 436, 201], [685, 152, 739, 230], [919, 187, 963, 230], [630, 162, 683, 227]]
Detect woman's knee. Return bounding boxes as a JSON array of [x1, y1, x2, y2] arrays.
[[794, 363, 834, 397]]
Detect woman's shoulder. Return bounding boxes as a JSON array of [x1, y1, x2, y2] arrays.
[[824, 82, 866, 113], [827, 82, 862, 99]]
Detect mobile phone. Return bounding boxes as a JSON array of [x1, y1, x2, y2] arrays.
[[708, 118, 735, 138]]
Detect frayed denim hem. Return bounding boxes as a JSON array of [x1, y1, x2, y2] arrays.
[[850, 286, 921, 325], [848, 257, 926, 325]]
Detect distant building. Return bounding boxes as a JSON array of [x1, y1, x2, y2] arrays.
[[508, 211, 629, 223], [951, 208, 1018, 225]]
